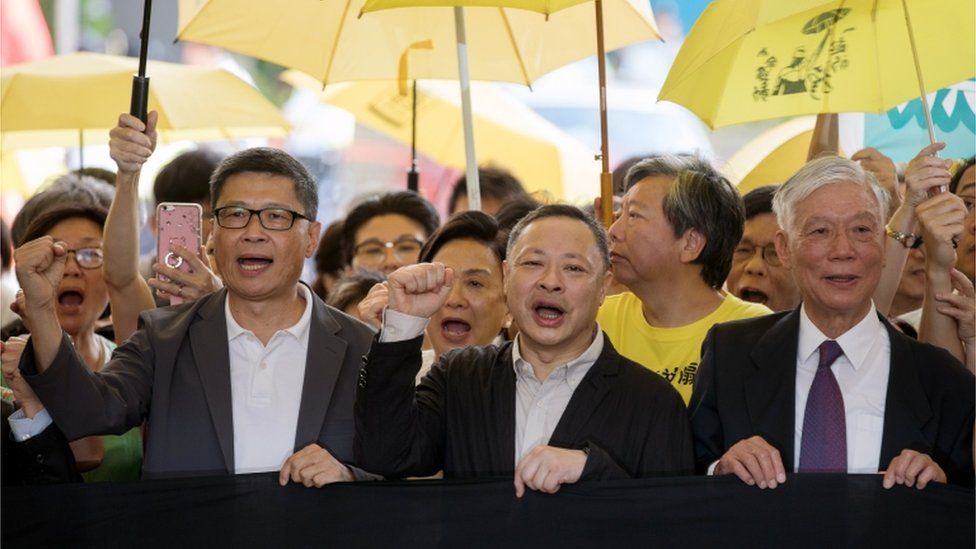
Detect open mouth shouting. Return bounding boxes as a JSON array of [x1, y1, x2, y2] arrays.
[[237, 254, 273, 275], [531, 300, 566, 328], [440, 317, 473, 343], [738, 286, 769, 305], [56, 287, 86, 314]]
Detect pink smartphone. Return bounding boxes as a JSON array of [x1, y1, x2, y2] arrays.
[[156, 202, 203, 306]]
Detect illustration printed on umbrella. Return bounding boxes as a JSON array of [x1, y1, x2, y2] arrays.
[[753, 9, 854, 102]]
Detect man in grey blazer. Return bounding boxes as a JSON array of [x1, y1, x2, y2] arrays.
[[15, 123, 375, 485]]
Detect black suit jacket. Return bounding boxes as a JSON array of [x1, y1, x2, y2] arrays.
[[20, 288, 377, 479], [355, 334, 693, 479], [1, 399, 81, 486], [689, 309, 975, 486]]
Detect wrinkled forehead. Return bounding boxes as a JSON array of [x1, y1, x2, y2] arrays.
[[790, 181, 883, 226]]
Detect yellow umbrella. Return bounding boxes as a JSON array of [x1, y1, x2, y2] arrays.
[[178, 0, 658, 211], [178, 0, 656, 86], [1, 52, 289, 151], [283, 69, 599, 202], [659, 0, 975, 132], [359, 0, 653, 222]]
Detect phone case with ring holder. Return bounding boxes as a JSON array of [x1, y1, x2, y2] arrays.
[[156, 202, 202, 306]]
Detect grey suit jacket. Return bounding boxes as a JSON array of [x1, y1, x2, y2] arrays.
[[20, 287, 377, 479]]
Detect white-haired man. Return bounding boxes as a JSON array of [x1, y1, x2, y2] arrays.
[[690, 156, 974, 490]]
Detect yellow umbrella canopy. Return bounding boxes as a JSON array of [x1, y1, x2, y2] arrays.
[[177, 0, 658, 86], [659, 0, 975, 129], [721, 116, 837, 194], [283, 70, 599, 202], [1, 52, 289, 150]]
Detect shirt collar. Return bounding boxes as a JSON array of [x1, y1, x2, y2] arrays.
[[225, 283, 314, 347], [797, 302, 882, 371], [511, 324, 604, 385]]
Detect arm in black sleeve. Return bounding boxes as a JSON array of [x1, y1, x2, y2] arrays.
[[689, 327, 725, 474], [354, 335, 447, 478]]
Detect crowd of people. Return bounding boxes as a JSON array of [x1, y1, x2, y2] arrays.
[[0, 110, 973, 499]]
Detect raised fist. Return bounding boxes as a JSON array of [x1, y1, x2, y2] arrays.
[[386, 263, 455, 320], [109, 111, 158, 174], [14, 237, 68, 315]]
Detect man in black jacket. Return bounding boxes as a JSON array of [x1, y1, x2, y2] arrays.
[[356, 205, 693, 496]]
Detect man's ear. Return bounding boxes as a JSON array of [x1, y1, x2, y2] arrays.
[[305, 221, 322, 258], [774, 230, 792, 269], [678, 228, 706, 264]]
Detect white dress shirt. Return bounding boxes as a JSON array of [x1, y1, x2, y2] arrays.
[[380, 308, 604, 464], [795, 303, 890, 473], [226, 284, 313, 474], [511, 330, 602, 462]]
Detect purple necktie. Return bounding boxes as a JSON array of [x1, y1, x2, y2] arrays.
[[798, 340, 847, 473]]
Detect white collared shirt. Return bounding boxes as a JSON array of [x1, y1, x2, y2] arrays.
[[226, 284, 313, 474], [380, 309, 604, 464], [512, 330, 603, 462], [794, 303, 890, 473]]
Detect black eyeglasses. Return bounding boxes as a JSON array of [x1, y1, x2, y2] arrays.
[[65, 247, 104, 269], [213, 206, 310, 231]]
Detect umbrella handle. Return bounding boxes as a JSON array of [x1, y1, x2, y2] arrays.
[[130, 75, 150, 124]]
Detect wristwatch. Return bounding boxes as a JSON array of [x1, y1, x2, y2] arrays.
[[885, 226, 921, 249]]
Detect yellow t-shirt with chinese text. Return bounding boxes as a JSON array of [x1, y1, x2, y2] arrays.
[[597, 292, 772, 404]]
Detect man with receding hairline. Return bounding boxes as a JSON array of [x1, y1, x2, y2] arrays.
[[356, 204, 693, 496]]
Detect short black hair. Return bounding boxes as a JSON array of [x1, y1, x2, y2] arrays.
[[950, 157, 975, 195], [448, 166, 529, 214], [742, 185, 778, 220], [624, 155, 744, 289], [493, 195, 542, 246], [340, 191, 440, 265], [506, 204, 610, 272], [154, 149, 223, 206], [21, 204, 109, 245], [326, 269, 386, 314], [210, 147, 318, 220], [11, 174, 114, 247], [419, 210, 506, 266]]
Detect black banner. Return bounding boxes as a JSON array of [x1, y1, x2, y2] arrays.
[[2, 474, 973, 548]]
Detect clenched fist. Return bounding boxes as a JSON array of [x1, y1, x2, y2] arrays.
[[109, 111, 158, 174], [14, 237, 68, 315], [387, 263, 455, 319]]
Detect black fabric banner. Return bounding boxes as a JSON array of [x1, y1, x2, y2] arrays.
[[2, 473, 973, 548]]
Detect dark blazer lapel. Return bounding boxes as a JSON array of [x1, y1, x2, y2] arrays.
[[744, 309, 800, 470], [879, 319, 933, 467], [294, 297, 347, 450], [488, 345, 517, 469], [189, 289, 235, 473], [549, 336, 619, 447]]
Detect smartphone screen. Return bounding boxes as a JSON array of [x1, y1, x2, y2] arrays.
[[155, 202, 203, 306]]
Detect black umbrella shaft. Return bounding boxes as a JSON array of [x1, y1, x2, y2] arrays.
[[137, 0, 153, 77]]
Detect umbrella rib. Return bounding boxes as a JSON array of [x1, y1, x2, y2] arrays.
[[498, 7, 532, 87], [323, 0, 356, 86]]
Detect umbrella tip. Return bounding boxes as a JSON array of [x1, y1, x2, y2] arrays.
[[357, 8, 364, 19]]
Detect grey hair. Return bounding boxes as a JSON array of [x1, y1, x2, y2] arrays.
[[624, 155, 745, 289], [772, 156, 891, 233]]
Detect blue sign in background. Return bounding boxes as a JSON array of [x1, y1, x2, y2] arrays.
[[864, 79, 976, 163]]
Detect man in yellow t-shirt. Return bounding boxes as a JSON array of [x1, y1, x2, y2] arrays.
[[600, 156, 772, 403], [598, 291, 769, 403]]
